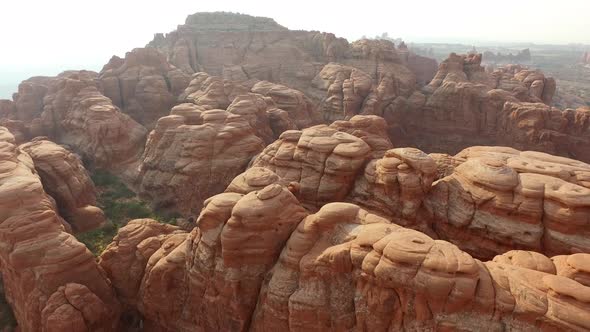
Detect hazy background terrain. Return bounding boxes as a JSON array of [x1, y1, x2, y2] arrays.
[[1, 0, 590, 98]]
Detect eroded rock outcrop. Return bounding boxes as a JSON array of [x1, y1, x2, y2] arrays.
[[0, 127, 120, 331], [423, 146, 590, 259], [149, 12, 422, 103], [251, 203, 590, 331], [99, 47, 191, 128], [100, 189, 590, 331], [137, 107, 267, 216], [100, 184, 308, 331], [0, 71, 147, 174], [41, 72, 147, 171], [20, 138, 106, 233], [251, 122, 373, 209], [395, 54, 590, 162]]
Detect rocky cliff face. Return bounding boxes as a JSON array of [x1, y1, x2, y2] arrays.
[[95, 116, 590, 331], [99, 47, 191, 129], [0, 71, 147, 174], [99, 142, 590, 330], [0, 127, 120, 331], [2, 11, 590, 332], [148, 12, 424, 99], [20, 138, 106, 233]]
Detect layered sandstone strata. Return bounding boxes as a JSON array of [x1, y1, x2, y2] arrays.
[[100, 187, 590, 331], [0, 127, 120, 331], [0, 71, 147, 172], [136, 106, 267, 216], [423, 146, 590, 259], [148, 12, 424, 98], [20, 138, 106, 233], [99, 47, 191, 128], [394, 54, 590, 162]]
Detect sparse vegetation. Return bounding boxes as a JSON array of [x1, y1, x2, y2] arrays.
[[77, 170, 178, 255], [0, 278, 16, 331]]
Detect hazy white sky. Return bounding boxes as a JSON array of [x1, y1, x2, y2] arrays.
[[1, 0, 589, 89]]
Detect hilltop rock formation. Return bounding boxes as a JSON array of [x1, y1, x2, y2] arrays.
[[0, 71, 147, 173], [136, 105, 267, 216], [581, 51, 590, 65], [99, 47, 191, 128], [423, 146, 590, 259], [490, 64, 556, 104], [3, 12, 590, 331], [0, 127, 120, 331], [99, 186, 590, 331], [149, 12, 423, 99], [178, 72, 318, 131], [394, 53, 590, 162], [249, 120, 590, 259], [20, 138, 106, 233]]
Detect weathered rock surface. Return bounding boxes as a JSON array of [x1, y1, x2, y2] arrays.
[[99, 47, 191, 128], [3, 12, 590, 332], [395, 54, 590, 162], [137, 106, 267, 216], [179, 72, 318, 132], [251, 121, 374, 209], [251, 80, 320, 128], [0, 71, 147, 173], [20, 138, 106, 233], [99, 184, 308, 331], [41, 72, 147, 170], [251, 203, 590, 331], [99, 187, 590, 331], [149, 12, 421, 101], [0, 127, 120, 331], [423, 146, 590, 259]]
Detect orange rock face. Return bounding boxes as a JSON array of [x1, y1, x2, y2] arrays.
[[97, 117, 590, 331], [422, 146, 590, 259], [394, 54, 590, 162], [137, 106, 267, 216], [0, 71, 147, 173], [20, 138, 106, 233], [0, 127, 120, 331], [99, 47, 191, 128], [251, 204, 590, 331], [99, 184, 590, 331], [3, 11, 590, 332]]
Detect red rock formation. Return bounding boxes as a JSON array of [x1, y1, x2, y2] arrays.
[[251, 203, 590, 331], [137, 107, 267, 216], [0, 127, 120, 331], [3, 12, 590, 331], [251, 122, 373, 209], [40, 72, 147, 171], [148, 13, 422, 99], [423, 146, 590, 259], [394, 54, 590, 162], [99, 47, 191, 128], [20, 138, 106, 233], [100, 184, 308, 330], [0, 71, 147, 174], [99, 186, 590, 331], [251, 80, 321, 128]]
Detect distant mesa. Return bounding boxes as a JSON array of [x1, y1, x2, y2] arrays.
[[482, 48, 531, 64]]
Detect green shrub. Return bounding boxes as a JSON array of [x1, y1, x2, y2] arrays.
[[0, 300, 16, 331], [79, 171, 177, 256]]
